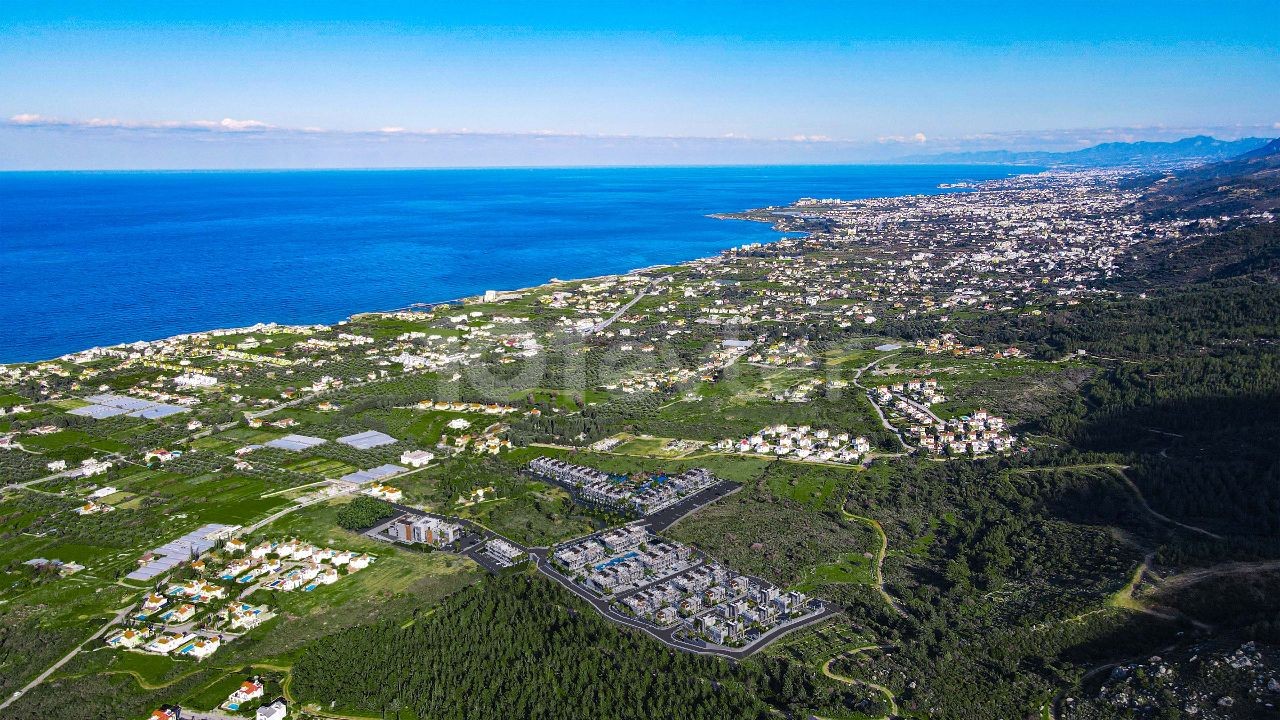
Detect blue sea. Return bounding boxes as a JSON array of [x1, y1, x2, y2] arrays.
[[0, 165, 1027, 363]]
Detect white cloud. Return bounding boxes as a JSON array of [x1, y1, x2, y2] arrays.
[[877, 132, 928, 144], [7, 113, 272, 132], [210, 118, 273, 131]]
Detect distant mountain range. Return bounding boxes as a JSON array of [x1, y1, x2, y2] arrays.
[[1123, 136, 1280, 284], [1136, 136, 1280, 218], [907, 135, 1274, 168]]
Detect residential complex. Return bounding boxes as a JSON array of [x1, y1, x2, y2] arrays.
[[527, 457, 719, 516], [552, 526, 819, 649]]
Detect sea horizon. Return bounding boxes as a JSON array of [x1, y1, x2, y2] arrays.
[[0, 164, 1032, 363], [0, 161, 1034, 174]]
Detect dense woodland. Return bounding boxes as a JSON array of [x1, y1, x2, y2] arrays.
[[292, 574, 878, 719], [335, 495, 396, 530], [841, 213, 1280, 716]]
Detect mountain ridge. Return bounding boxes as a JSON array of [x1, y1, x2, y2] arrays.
[[904, 134, 1273, 168]]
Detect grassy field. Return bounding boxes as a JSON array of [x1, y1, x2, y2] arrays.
[[765, 462, 851, 508], [609, 433, 703, 458], [284, 457, 357, 477], [791, 552, 876, 593], [453, 481, 597, 547], [668, 485, 876, 588], [626, 362, 888, 446]]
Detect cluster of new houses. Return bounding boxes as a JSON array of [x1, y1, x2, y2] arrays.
[[909, 410, 1015, 455], [713, 424, 871, 464], [552, 526, 817, 648], [111, 622, 223, 660], [874, 378, 945, 406], [109, 536, 371, 662], [914, 333, 1026, 358], [526, 457, 719, 515], [745, 338, 820, 367], [769, 376, 846, 403], [869, 379, 1015, 455], [233, 537, 372, 592], [554, 526, 693, 591]]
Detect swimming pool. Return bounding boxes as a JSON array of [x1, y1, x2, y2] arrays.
[[594, 551, 639, 572]]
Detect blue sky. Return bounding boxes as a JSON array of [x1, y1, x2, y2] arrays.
[[1, 2, 1277, 168]]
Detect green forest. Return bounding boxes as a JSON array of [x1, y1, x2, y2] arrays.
[[292, 574, 880, 719]]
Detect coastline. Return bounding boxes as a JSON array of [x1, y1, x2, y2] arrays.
[[2, 166, 1030, 365], [20, 253, 736, 366]]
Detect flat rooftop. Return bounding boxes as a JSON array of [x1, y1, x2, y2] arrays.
[[127, 523, 232, 581], [341, 464, 408, 485], [336, 429, 398, 449], [264, 434, 328, 451], [68, 393, 190, 420]]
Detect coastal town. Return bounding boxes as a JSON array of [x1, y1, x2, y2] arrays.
[[3, 164, 1275, 719]]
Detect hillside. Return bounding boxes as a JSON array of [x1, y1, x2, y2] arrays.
[[906, 135, 1272, 168], [1136, 137, 1280, 218]]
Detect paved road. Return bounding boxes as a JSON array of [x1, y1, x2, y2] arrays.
[[851, 353, 909, 450], [244, 485, 352, 534], [642, 481, 741, 533], [377, 506, 521, 574], [378, 501, 831, 660], [523, 468, 740, 535], [584, 281, 662, 335], [897, 393, 942, 425], [527, 547, 840, 660], [5, 453, 128, 491]]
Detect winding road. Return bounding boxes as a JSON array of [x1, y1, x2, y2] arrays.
[[851, 352, 908, 449], [841, 509, 909, 619], [820, 645, 900, 719]]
